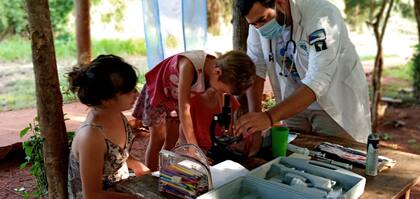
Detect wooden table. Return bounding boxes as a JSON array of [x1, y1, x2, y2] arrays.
[[292, 134, 420, 199], [116, 134, 420, 199]]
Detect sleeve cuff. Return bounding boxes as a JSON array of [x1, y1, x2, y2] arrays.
[[255, 63, 267, 79]]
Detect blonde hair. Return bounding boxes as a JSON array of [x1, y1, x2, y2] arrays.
[[215, 50, 256, 95]]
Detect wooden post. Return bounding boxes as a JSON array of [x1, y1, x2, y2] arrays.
[[232, 0, 250, 117], [232, 0, 261, 157], [25, 0, 69, 198], [75, 0, 91, 65]]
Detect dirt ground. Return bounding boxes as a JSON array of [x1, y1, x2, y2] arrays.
[[0, 105, 419, 198], [0, 127, 149, 199]]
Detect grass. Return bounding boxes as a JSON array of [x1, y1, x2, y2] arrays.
[[0, 72, 146, 112], [0, 36, 32, 61], [360, 54, 399, 61], [0, 35, 147, 111], [0, 35, 147, 62], [0, 75, 77, 111], [92, 39, 147, 57], [380, 62, 415, 103], [383, 63, 412, 81]]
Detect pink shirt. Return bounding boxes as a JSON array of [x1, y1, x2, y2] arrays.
[[145, 50, 208, 111]]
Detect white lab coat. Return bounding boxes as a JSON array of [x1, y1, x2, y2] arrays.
[[247, 0, 371, 143]]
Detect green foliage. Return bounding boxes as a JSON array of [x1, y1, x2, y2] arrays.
[[220, 0, 233, 24], [0, 0, 74, 39], [395, 1, 415, 19], [412, 45, 420, 103], [48, 0, 74, 39], [344, 0, 372, 30], [0, 1, 27, 35], [100, 0, 126, 31], [262, 98, 276, 112], [19, 118, 48, 198], [344, 0, 413, 30], [207, 0, 233, 35], [19, 117, 74, 198]]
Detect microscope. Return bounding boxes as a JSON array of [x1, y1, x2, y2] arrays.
[[207, 94, 246, 164]]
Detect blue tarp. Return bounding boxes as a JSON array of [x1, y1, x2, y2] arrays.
[[141, 0, 207, 69]]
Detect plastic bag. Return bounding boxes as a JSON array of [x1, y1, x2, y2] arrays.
[[159, 144, 213, 198]]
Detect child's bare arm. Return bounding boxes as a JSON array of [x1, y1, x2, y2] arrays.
[[127, 156, 150, 176], [177, 57, 199, 145], [77, 128, 136, 199]]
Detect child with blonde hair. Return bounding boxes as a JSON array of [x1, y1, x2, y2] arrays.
[[133, 50, 256, 170]]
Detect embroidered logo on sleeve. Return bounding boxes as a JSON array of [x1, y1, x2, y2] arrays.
[[309, 29, 328, 52]]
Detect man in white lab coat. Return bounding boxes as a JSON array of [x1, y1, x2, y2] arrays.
[[234, 0, 371, 143]]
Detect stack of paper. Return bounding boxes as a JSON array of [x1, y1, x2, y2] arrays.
[[210, 160, 249, 188]]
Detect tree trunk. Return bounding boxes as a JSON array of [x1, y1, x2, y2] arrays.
[[75, 0, 91, 65], [232, 0, 249, 117], [25, 0, 69, 198], [415, 0, 420, 44], [371, 40, 383, 133], [370, 0, 394, 133], [414, 0, 420, 102], [232, 0, 248, 52]]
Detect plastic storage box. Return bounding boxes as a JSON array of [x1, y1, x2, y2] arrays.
[[199, 157, 365, 199], [198, 176, 312, 199]]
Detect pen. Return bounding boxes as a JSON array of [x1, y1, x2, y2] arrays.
[[288, 144, 326, 158], [315, 157, 353, 170]]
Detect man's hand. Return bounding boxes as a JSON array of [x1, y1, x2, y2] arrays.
[[233, 112, 271, 137], [235, 85, 316, 137]]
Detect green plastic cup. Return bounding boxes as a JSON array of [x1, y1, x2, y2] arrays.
[[271, 126, 289, 157]]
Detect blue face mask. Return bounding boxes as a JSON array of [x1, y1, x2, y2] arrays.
[[258, 18, 284, 39]]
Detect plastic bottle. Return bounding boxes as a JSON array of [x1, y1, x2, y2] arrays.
[[365, 134, 379, 176]]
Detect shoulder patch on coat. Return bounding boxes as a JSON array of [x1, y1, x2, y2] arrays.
[[309, 29, 328, 52]]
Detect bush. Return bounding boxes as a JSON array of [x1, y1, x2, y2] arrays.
[[19, 117, 75, 198], [412, 45, 420, 103], [0, 0, 74, 39]]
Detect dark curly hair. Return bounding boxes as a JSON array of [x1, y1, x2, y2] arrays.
[[238, 0, 275, 17], [67, 55, 138, 106]]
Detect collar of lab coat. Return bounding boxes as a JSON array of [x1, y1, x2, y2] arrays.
[[289, 0, 302, 40]]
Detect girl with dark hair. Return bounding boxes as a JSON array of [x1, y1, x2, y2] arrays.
[[67, 55, 150, 199]]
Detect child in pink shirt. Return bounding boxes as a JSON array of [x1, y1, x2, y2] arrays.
[[132, 50, 256, 170]]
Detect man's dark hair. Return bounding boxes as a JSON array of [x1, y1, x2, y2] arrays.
[[238, 0, 275, 17]]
